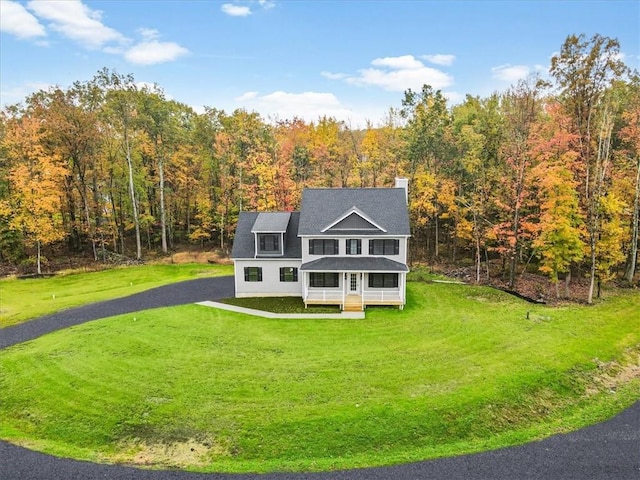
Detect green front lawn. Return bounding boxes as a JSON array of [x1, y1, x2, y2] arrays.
[[0, 263, 233, 328], [222, 296, 340, 313], [1, 281, 638, 473]]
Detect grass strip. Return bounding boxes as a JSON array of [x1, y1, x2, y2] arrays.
[[0, 263, 233, 327]]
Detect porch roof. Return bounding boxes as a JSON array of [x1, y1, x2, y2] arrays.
[[300, 257, 409, 272]]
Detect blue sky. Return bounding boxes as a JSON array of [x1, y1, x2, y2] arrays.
[[1, 0, 639, 127]]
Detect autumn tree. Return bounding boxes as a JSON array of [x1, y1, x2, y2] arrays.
[[0, 115, 68, 274], [25, 84, 103, 258], [451, 94, 503, 280], [618, 75, 640, 283], [97, 69, 144, 260], [138, 88, 193, 253], [493, 78, 543, 288], [311, 116, 345, 187], [550, 33, 628, 303], [400, 85, 453, 258], [530, 104, 584, 297], [360, 109, 406, 187]]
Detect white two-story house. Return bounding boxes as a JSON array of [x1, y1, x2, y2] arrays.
[[231, 178, 410, 310]]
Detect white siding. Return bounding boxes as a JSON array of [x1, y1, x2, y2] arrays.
[[234, 259, 303, 298], [301, 236, 409, 264]]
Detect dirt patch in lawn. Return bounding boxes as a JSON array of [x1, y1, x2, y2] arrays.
[[115, 436, 232, 468], [588, 346, 640, 395]]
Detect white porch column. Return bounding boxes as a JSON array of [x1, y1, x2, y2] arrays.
[[342, 272, 346, 310]]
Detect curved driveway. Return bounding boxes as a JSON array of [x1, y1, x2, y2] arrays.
[[1, 276, 638, 480]]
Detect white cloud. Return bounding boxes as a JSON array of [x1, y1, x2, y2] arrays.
[[138, 27, 160, 40], [120, 26, 188, 65], [235, 90, 366, 125], [27, 0, 127, 49], [236, 91, 259, 101], [258, 0, 276, 9], [0, 0, 46, 40], [221, 3, 252, 16], [125, 39, 189, 65], [492, 64, 530, 82], [327, 54, 453, 92], [422, 54, 455, 66], [1, 81, 53, 107], [371, 55, 423, 70], [321, 71, 348, 80]]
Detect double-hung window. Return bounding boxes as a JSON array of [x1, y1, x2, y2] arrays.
[[369, 239, 399, 255], [309, 272, 339, 288], [346, 239, 361, 255], [309, 239, 339, 255], [244, 267, 263, 282], [279, 267, 298, 282], [368, 273, 398, 288], [258, 234, 279, 253]]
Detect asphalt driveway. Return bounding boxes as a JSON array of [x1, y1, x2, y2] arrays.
[[1, 275, 638, 480]]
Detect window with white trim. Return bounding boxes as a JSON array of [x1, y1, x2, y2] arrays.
[[369, 239, 399, 255], [346, 239, 361, 255], [309, 272, 339, 287], [244, 267, 263, 282], [368, 273, 398, 288], [279, 267, 298, 282], [258, 234, 280, 253], [309, 239, 339, 255]]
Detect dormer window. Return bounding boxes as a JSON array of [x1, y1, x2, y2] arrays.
[[251, 212, 290, 257], [259, 234, 279, 252]]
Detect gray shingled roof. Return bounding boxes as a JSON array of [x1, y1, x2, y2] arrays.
[[300, 257, 409, 272], [298, 188, 410, 236], [231, 212, 301, 259], [251, 212, 291, 233]]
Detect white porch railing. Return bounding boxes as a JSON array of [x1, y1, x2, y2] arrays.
[[362, 290, 402, 303], [304, 289, 344, 302]]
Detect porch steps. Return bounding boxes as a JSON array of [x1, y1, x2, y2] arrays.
[[343, 296, 363, 312]]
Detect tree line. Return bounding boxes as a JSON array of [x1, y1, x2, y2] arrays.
[[1, 34, 638, 303]]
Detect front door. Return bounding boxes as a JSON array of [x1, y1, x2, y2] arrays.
[[349, 273, 360, 294]]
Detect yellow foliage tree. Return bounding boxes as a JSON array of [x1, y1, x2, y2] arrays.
[[0, 116, 69, 274]]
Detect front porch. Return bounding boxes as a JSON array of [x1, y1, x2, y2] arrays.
[[302, 271, 405, 311]]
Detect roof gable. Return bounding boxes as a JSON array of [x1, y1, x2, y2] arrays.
[[322, 206, 386, 233], [298, 188, 410, 236]]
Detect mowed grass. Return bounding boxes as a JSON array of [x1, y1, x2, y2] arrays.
[[223, 296, 340, 313], [1, 281, 638, 473], [0, 263, 233, 328]]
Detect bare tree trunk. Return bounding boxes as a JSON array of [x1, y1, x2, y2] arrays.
[[485, 248, 490, 281], [587, 240, 597, 304], [36, 240, 42, 275], [434, 215, 439, 258], [587, 108, 613, 304], [159, 156, 168, 254], [474, 211, 481, 283], [124, 130, 142, 260], [624, 155, 640, 282]]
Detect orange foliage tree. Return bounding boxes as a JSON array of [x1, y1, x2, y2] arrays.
[[0, 115, 69, 274]]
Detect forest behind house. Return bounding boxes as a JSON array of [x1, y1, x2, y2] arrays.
[[1, 34, 639, 304]]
